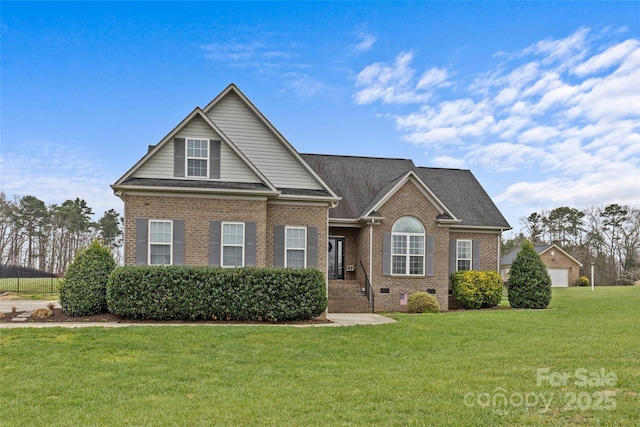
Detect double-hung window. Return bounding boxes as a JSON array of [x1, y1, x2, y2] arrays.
[[149, 220, 172, 265], [222, 222, 244, 267], [457, 240, 472, 271], [391, 217, 425, 275], [285, 227, 306, 268], [186, 138, 208, 177]]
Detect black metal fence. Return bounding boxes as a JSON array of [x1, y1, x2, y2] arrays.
[[0, 265, 61, 294]]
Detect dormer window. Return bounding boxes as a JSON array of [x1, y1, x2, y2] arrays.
[[187, 139, 209, 177], [173, 138, 221, 179]]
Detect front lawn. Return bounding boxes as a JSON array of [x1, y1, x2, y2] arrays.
[[1, 287, 638, 426]]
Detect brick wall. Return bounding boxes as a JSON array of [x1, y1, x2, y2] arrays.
[[265, 202, 329, 277], [123, 194, 268, 266], [371, 179, 452, 312]]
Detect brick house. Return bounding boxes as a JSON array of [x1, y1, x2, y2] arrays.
[[112, 83, 511, 312], [501, 244, 583, 287]]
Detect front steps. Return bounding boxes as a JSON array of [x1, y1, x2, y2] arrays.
[[328, 281, 372, 313]]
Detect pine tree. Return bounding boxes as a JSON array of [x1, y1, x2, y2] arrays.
[[508, 240, 552, 309]]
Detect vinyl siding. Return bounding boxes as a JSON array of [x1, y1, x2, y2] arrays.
[[134, 116, 262, 183], [206, 93, 322, 190]]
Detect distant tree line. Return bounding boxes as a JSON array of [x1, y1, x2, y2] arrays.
[[0, 192, 123, 273], [502, 204, 640, 286]]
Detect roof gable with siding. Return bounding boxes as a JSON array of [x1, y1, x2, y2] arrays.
[[204, 87, 326, 192], [133, 115, 262, 184]]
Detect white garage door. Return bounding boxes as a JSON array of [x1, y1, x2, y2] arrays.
[[548, 268, 569, 287]]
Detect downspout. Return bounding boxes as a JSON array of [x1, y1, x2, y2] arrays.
[[497, 228, 504, 273], [369, 219, 374, 287]]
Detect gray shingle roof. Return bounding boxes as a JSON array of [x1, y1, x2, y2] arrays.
[[414, 167, 510, 228], [301, 154, 414, 219], [501, 245, 552, 266], [121, 178, 273, 192], [301, 153, 510, 229]]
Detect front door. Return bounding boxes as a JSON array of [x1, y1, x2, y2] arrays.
[[328, 237, 345, 280]]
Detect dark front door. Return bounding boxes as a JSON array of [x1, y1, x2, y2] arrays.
[[328, 237, 345, 280]]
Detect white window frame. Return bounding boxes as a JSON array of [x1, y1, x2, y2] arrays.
[[457, 239, 472, 271], [285, 226, 306, 268], [186, 138, 209, 178], [391, 217, 425, 276], [149, 220, 172, 266], [221, 222, 245, 267]]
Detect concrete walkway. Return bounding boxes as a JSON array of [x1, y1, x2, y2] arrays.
[[0, 300, 396, 328]]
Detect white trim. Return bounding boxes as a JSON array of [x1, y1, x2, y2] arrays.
[[202, 84, 339, 199], [538, 244, 584, 267], [149, 219, 173, 265], [221, 222, 245, 267], [113, 108, 277, 192], [391, 217, 425, 276], [456, 239, 472, 271], [364, 172, 458, 223], [285, 226, 307, 268], [185, 138, 210, 179]]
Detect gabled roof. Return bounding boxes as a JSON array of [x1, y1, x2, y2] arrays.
[[112, 107, 277, 194], [301, 153, 510, 229], [501, 244, 583, 267], [300, 154, 414, 219], [203, 84, 339, 200], [414, 167, 510, 228], [112, 84, 339, 202]]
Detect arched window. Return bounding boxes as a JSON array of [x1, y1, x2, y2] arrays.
[[391, 217, 425, 275]]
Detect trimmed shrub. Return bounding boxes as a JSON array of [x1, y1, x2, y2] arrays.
[[576, 276, 589, 287], [407, 292, 440, 313], [507, 240, 552, 309], [451, 270, 503, 309], [107, 266, 327, 321], [59, 240, 116, 316]]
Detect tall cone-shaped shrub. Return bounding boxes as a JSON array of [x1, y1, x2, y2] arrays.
[[507, 240, 552, 309], [60, 239, 116, 316]]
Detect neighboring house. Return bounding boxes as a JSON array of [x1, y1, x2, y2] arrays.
[[112, 83, 511, 312], [500, 244, 583, 287]]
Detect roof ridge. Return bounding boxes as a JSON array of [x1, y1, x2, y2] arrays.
[[301, 153, 414, 162]]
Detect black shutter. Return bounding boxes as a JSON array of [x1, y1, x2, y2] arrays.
[[209, 221, 221, 267], [382, 233, 391, 276], [306, 226, 318, 269], [173, 220, 185, 265], [174, 138, 185, 177], [245, 222, 256, 267], [209, 139, 221, 179], [274, 225, 285, 267], [426, 234, 435, 277], [135, 218, 148, 266]]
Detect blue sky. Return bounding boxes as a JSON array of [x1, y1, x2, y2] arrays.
[[2, 1, 639, 234]]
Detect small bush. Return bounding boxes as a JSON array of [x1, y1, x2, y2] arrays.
[[107, 266, 327, 321], [32, 308, 53, 319], [408, 292, 440, 313], [59, 240, 116, 316], [576, 276, 589, 287], [451, 270, 503, 309], [508, 241, 552, 309]]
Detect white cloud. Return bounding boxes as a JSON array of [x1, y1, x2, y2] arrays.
[[351, 28, 377, 53], [0, 140, 121, 217], [353, 27, 640, 220], [354, 52, 436, 104]]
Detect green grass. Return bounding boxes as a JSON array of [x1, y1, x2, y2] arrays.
[[0, 277, 61, 295], [1, 287, 638, 426]]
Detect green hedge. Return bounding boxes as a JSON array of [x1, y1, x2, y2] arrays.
[[106, 266, 327, 321], [451, 270, 503, 309], [60, 240, 116, 316]]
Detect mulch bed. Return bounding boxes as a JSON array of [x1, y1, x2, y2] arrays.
[[0, 308, 331, 325]]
